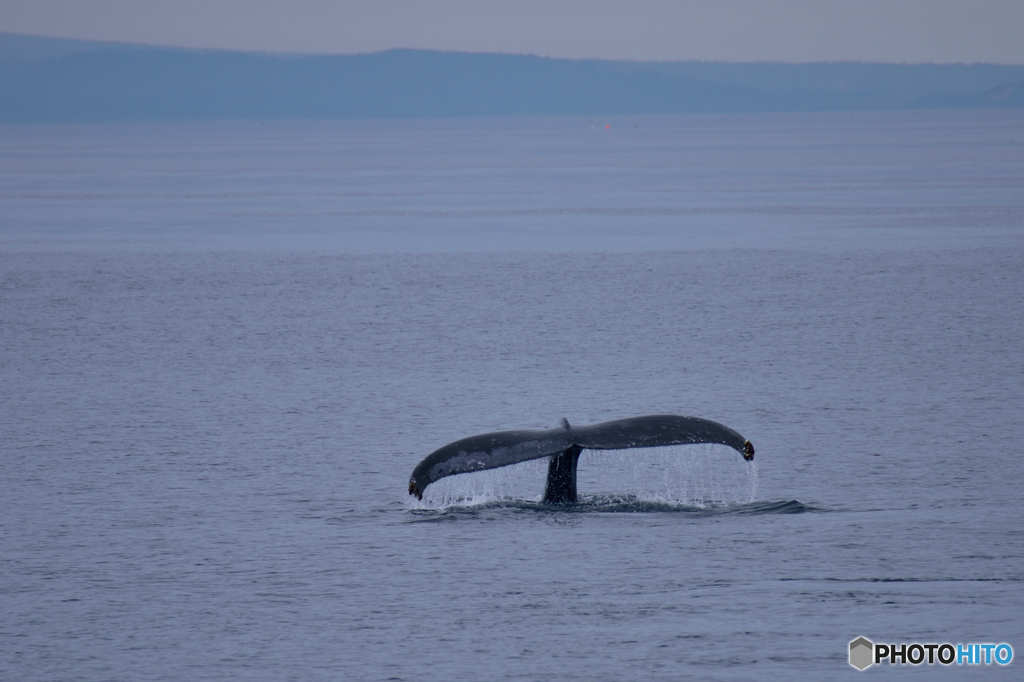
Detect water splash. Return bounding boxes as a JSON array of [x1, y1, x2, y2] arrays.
[[412, 457, 549, 508], [409, 443, 758, 510], [578, 444, 758, 508]]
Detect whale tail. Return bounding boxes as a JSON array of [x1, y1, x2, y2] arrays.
[[409, 414, 754, 503]]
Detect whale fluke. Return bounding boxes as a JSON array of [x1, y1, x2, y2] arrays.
[[408, 414, 754, 504]]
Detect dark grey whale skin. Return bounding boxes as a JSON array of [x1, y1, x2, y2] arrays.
[[408, 414, 753, 501]]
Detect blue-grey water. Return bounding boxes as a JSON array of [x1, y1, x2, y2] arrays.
[[2, 111, 1022, 680]]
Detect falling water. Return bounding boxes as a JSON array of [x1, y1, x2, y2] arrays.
[[414, 457, 550, 508], [411, 444, 758, 509], [578, 444, 758, 507]]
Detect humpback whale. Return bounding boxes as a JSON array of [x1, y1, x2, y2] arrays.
[[409, 414, 754, 504]]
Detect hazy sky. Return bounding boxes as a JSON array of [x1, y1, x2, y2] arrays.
[[3, 0, 1023, 63]]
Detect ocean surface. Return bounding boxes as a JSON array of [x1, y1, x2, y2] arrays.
[[2, 111, 1022, 680]]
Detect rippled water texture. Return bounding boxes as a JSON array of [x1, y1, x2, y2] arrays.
[[2, 111, 1022, 680]]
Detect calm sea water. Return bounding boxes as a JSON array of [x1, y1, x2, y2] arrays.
[[2, 111, 1022, 680]]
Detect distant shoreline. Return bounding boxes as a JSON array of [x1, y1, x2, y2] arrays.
[[2, 32, 1022, 123]]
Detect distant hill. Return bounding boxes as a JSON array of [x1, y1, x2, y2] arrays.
[[1, 32, 1022, 122]]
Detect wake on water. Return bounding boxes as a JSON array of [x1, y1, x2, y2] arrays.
[[408, 443, 776, 513]]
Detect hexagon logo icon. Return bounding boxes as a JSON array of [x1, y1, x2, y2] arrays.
[[849, 637, 874, 670]]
